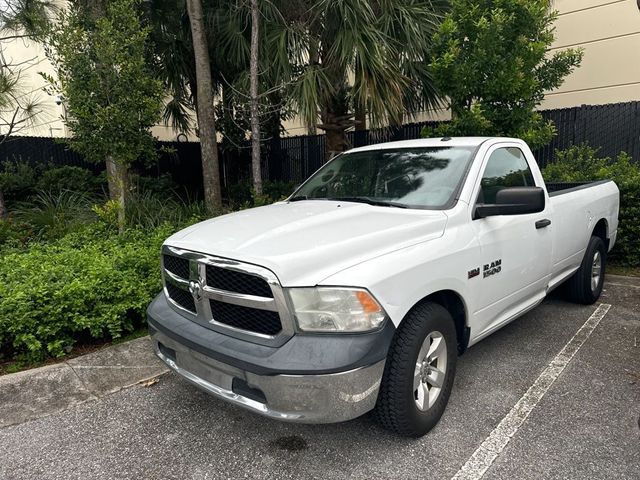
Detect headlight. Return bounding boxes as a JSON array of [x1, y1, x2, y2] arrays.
[[287, 287, 386, 332]]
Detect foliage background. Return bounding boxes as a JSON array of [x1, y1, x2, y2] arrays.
[[0, 225, 171, 361]]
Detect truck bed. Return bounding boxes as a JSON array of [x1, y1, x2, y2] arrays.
[[546, 180, 612, 197]]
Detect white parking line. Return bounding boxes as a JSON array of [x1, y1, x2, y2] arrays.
[[451, 303, 612, 480]]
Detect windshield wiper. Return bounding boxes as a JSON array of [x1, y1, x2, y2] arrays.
[[327, 196, 409, 209]]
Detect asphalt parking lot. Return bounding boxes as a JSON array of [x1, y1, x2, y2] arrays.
[[1, 278, 638, 480]]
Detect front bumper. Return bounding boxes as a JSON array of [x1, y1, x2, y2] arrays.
[[147, 293, 393, 423]]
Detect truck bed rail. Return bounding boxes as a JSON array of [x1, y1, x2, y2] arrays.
[[546, 180, 611, 197]]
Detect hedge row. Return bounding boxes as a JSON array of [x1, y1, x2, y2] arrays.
[[0, 224, 173, 361]]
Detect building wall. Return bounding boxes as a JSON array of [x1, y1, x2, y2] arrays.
[[542, 0, 640, 109], [1, 36, 184, 141]]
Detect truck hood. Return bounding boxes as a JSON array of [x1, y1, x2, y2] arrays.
[[165, 200, 447, 286]]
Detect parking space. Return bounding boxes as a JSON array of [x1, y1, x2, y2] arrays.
[[0, 280, 638, 480]]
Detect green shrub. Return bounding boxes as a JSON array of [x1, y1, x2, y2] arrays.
[[36, 165, 104, 195], [0, 224, 174, 361], [124, 190, 208, 230], [1, 162, 105, 212], [129, 173, 180, 197], [542, 145, 640, 266], [0, 159, 38, 206], [0, 216, 33, 248], [263, 180, 297, 202], [12, 190, 96, 240]]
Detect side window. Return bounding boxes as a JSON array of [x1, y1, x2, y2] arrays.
[[478, 147, 535, 204]]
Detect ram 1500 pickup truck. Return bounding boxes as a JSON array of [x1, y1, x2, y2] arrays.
[[147, 137, 619, 437]]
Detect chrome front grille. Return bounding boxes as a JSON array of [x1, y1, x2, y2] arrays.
[[161, 245, 294, 346]]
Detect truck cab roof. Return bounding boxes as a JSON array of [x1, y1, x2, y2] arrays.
[[347, 137, 523, 153]]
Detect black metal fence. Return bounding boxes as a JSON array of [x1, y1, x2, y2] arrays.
[[534, 102, 640, 167], [2, 101, 639, 193]]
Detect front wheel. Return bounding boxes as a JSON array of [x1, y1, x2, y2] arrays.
[[374, 302, 457, 437], [566, 235, 606, 305]]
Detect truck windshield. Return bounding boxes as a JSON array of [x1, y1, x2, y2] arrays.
[[291, 146, 476, 209]]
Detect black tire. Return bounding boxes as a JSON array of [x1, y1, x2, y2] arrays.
[[374, 301, 457, 437], [566, 235, 606, 305]]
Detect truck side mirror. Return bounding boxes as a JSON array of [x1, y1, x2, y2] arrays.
[[475, 187, 545, 219]]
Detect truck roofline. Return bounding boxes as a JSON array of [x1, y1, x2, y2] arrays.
[[347, 136, 524, 153]]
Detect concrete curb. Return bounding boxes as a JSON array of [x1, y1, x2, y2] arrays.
[[0, 336, 168, 428], [606, 274, 640, 288]]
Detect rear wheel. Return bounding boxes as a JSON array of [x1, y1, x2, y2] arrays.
[[374, 302, 457, 437], [566, 235, 606, 304]]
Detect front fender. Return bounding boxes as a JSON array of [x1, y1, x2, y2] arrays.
[[319, 226, 478, 329]]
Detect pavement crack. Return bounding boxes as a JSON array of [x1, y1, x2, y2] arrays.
[[63, 361, 100, 400]]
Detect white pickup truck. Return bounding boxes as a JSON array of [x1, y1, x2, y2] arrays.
[[147, 137, 619, 437]]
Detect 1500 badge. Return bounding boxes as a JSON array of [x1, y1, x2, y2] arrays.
[[483, 259, 502, 278], [468, 259, 502, 279]]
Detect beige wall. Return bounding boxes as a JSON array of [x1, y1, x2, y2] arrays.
[[1, 36, 185, 141], [542, 0, 640, 109], [1, 38, 64, 137]]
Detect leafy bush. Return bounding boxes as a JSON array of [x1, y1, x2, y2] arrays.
[[129, 172, 180, 197], [542, 145, 640, 266], [124, 191, 208, 230], [0, 224, 174, 361], [12, 190, 96, 240], [36, 165, 104, 195], [1, 162, 104, 212], [0, 159, 37, 205], [263, 180, 297, 202], [0, 216, 33, 247]]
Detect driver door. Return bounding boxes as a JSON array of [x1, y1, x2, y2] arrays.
[[469, 145, 553, 339]]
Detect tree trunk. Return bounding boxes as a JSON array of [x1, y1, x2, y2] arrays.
[[306, 36, 320, 136], [320, 99, 350, 161], [106, 157, 127, 233], [186, 0, 222, 213], [354, 105, 366, 131], [0, 188, 6, 219], [249, 0, 262, 196], [325, 128, 348, 160], [322, 108, 349, 160], [354, 61, 366, 132]]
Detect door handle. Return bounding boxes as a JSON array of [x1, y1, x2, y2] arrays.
[[535, 219, 551, 229]]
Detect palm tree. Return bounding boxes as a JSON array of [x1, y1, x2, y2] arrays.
[[147, 0, 293, 197], [148, 0, 448, 182], [249, 0, 261, 195], [185, 0, 223, 212], [289, 0, 448, 159]]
